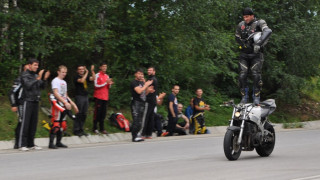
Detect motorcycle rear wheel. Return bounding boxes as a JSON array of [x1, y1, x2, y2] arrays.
[[223, 129, 242, 160], [256, 122, 275, 157]]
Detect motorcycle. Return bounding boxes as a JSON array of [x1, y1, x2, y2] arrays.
[[222, 99, 276, 160]]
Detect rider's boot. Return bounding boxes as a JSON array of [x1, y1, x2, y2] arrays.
[[253, 88, 261, 106], [253, 96, 260, 106], [240, 88, 249, 104]]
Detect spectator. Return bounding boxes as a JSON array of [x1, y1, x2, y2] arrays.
[[49, 65, 78, 149], [191, 88, 210, 134], [185, 98, 194, 119], [93, 63, 113, 134], [161, 85, 180, 136], [154, 92, 166, 137], [142, 67, 158, 139], [175, 103, 190, 135], [9, 64, 29, 149], [130, 68, 153, 142], [20, 58, 50, 151], [73, 65, 95, 136]]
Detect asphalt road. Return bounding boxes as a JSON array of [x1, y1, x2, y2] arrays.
[[1, 130, 320, 180]]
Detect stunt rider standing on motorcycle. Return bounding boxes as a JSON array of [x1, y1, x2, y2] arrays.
[[235, 7, 272, 105]]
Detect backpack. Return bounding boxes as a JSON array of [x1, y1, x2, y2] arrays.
[[109, 113, 130, 132]]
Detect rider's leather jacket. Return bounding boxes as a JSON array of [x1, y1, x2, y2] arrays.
[[235, 18, 272, 54], [21, 69, 46, 102]]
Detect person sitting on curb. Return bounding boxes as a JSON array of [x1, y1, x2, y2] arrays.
[[185, 98, 194, 119], [175, 103, 190, 135]]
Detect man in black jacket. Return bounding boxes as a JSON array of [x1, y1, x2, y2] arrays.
[[235, 7, 272, 105], [9, 64, 28, 149], [130, 69, 153, 142], [142, 67, 158, 139], [19, 58, 50, 151]]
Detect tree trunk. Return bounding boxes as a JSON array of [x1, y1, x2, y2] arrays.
[[1, 0, 9, 63]]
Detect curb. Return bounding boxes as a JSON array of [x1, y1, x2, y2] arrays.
[[1, 120, 319, 150]]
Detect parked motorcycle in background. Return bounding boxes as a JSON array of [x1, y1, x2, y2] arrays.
[[222, 99, 276, 161]]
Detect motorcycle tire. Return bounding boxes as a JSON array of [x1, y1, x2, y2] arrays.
[[255, 122, 275, 157], [223, 129, 242, 160]]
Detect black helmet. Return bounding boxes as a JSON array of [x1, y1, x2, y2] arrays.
[[243, 7, 254, 15]]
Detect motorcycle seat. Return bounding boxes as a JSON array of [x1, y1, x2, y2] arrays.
[[260, 99, 275, 107], [260, 99, 276, 118]]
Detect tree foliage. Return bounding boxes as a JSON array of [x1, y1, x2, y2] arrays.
[[1, 0, 319, 106]]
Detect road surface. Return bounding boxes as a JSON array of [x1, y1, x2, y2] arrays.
[[0, 130, 320, 180]]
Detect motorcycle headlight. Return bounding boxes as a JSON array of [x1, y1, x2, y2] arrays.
[[234, 111, 241, 118]]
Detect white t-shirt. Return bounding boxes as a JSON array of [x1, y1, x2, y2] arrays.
[[51, 77, 67, 101]]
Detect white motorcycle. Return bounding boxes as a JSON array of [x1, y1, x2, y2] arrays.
[[223, 99, 276, 161]]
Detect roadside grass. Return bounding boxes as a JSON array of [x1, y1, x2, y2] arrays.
[[282, 122, 304, 129], [303, 76, 320, 102], [0, 97, 17, 140]]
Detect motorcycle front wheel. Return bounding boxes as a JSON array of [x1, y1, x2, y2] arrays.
[[223, 129, 242, 160], [256, 122, 276, 157]]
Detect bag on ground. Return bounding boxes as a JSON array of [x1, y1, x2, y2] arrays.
[[109, 113, 130, 132]]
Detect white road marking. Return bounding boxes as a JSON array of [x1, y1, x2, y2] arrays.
[[291, 175, 320, 180]]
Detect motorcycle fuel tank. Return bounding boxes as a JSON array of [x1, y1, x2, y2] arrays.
[[248, 106, 261, 124]]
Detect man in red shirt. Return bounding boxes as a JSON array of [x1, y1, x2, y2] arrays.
[[93, 63, 114, 134]]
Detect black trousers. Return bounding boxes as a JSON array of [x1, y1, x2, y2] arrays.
[[154, 113, 163, 134], [14, 104, 24, 148], [131, 100, 146, 139], [239, 53, 264, 94], [174, 122, 187, 135], [19, 101, 39, 148], [74, 95, 89, 133], [93, 98, 108, 131], [142, 103, 156, 137], [167, 115, 178, 135]]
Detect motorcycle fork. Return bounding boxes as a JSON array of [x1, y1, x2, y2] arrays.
[[237, 108, 247, 145], [230, 107, 236, 126]]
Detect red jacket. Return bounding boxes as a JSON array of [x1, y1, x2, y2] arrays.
[[94, 71, 111, 100]]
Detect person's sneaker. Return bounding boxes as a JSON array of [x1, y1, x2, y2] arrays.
[[101, 130, 109, 135], [49, 144, 57, 149], [161, 132, 169, 137], [56, 142, 68, 148], [132, 137, 144, 142], [30, 145, 42, 150], [20, 147, 29, 151], [93, 130, 100, 134]]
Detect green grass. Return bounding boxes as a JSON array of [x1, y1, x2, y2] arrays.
[[0, 97, 18, 140], [205, 107, 233, 126], [303, 76, 320, 102], [282, 122, 304, 129]]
